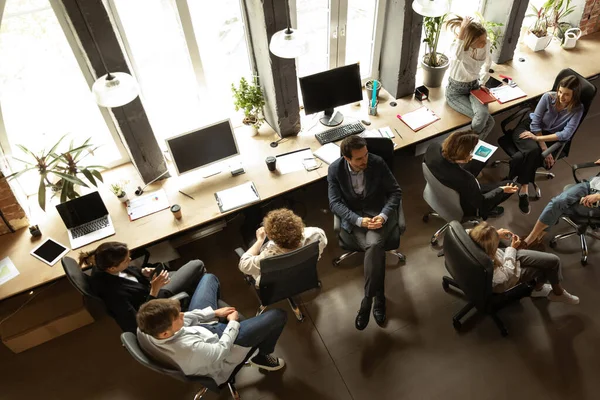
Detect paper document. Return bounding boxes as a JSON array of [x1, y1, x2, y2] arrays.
[[489, 85, 527, 104], [276, 148, 314, 174], [127, 189, 170, 221], [0, 257, 19, 286], [215, 181, 260, 213], [397, 107, 440, 132], [314, 143, 341, 164], [471, 140, 498, 162], [360, 126, 394, 139]]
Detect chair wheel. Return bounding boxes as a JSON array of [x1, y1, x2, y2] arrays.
[[431, 238, 438, 245], [317, 280, 322, 288], [547, 174, 554, 180], [581, 258, 588, 266], [332, 260, 340, 267], [500, 328, 508, 337], [423, 214, 429, 222], [452, 319, 462, 331], [549, 239, 557, 248], [442, 280, 450, 292]]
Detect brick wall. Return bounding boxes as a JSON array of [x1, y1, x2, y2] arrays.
[[581, 0, 600, 36], [0, 172, 29, 235]]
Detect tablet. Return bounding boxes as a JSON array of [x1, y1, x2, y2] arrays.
[[30, 238, 70, 266]]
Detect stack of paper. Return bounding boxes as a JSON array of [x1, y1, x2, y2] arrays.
[[360, 126, 394, 139], [215, 181, 260, 213], [276, 148, 314, 174], [397, 107, 440, 132], [471, 140, 498, 162], [489, 85, 527, 104], [314, 143, 341, 164], [127, 189, 170, 221], [0, 257, 19, 287]]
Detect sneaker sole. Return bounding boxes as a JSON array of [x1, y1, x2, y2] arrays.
[[250, 359, 285, 371]]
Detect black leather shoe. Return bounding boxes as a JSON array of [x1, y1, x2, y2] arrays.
[[373, 295, 386, 327], [519, 194, 530, 215], [488, 206, 504, 218], [355, 297, 372, 331]]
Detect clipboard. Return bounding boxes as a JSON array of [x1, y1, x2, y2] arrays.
[[397, 106, 440, 132], [214, 181, 260, 213]]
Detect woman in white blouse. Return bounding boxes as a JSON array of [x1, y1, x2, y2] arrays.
[[468, 222, 579, 304], [445, 16, 494, 140]]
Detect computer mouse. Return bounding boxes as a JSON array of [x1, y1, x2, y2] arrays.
[[389, 101, 397, 107], [361, 119, 371, 126], [519, 57, 525, 62]]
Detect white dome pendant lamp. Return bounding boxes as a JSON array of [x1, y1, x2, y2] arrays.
[[412, 0, 450, 17], [269, 0, 308, 59]]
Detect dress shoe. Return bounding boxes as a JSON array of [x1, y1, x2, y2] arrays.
[[355, 297, 372, 330], [373, 295, 386, 326]]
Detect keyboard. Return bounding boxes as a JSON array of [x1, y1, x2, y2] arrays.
[[72, 216, 110, 239], [315, 123, 365, 145]]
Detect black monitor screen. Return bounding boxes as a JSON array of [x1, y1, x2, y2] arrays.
[[167, 120, 239, 175], [299, 63, 363, 115], [56, 191, 108, 229]]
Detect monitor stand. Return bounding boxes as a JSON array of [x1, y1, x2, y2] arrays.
[[201, 164, 222, 179], [319, 108, 344, 127]]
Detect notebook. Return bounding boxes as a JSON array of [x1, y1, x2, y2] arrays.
[[470, 88, 497, 104], [314, 143, 341, 165], [215, 181, 260, 213], [397, 107, 440, 132], [127, 189, 170, 221], [489, 85, 527, 104]]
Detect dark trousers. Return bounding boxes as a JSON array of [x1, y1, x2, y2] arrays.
[[509, 119, 554, 185], [159, 259, 205, 298], [339, 214, 396, 297]]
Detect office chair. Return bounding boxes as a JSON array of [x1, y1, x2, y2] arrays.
[[332, 137, 407, 266], [549, 161, 600, 265], [441, 221, 533, 337], [493, 68, 597, 199], [421, 162, 480, 245], [235, 241, 321, 321]]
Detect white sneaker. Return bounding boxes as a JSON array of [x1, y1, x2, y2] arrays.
[[530, 283, 552, 298], [548, 290, 580, 305]]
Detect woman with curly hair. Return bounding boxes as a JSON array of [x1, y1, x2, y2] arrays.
[[238, 208, 327, 286]]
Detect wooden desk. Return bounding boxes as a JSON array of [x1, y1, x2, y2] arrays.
[[1, 33, 600, 302]]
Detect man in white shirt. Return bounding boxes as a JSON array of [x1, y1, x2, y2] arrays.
[[238, 208, 327, 286]]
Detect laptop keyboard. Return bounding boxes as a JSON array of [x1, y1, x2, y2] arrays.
[[72, 216, 109, 239]]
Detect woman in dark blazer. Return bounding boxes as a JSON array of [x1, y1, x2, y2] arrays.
[[80, 242, 205, 332]]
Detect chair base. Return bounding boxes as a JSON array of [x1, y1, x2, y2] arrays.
[[491, 159, 545, 199], [256, 297, 306, 322], [424, 212, 479, 245], [228, 382, 241, 400], [332, 250, 406, 267], [442, 276, 509, 337], [549, 217, 600, 266], [194, 387, 208, 400]]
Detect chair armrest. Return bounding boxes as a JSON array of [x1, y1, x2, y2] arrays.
[[540, 141, 562, 158], [397, 201, 406, 235], [572, 161, 600, 183], [169, 292, 190, 310], [234, 247, 246, 259], [333, 214, 341, 234]]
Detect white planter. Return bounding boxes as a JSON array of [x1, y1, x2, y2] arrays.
[[525, 32, 552, 52], [117, 192, 128, 203], [244, 124, 259, 136]]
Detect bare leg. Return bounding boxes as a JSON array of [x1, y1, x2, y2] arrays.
[[524, 220, 549, 245]]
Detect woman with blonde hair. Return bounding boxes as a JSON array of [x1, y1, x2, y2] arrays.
[[238, 208, 327, 286], [468, 222, 578, 304], [445, 16, 494, 139]]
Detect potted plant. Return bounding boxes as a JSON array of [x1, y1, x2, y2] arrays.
[[525, 0, 553, 51], [422, 14, 449, 88], [231, 77, 266, 136], [6, 135, 105, 211], [110, 181, 129, 203], [475, 12, 504, 56], [548, 0, 578, 47]]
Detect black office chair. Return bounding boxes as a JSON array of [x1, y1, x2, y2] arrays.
[[441, 221, 533, 337], [332, 137, 407, 266], [549, 161, 600, 265], [235, 241, 321, 322], [494, 68, 597, 199], [120, 300, 251, 400]]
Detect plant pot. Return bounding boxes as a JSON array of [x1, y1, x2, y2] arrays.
[[117, 192, 128, 203], [243, 116, 259, 136], [421, 53, 449, 88], [524, 32, 552, 52], [365, 80, 381, 102]]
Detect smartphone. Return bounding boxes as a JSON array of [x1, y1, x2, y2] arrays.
[[485, 77, 503, 89], [152, 264, 165, 277]]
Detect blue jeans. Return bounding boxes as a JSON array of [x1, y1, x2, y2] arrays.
[[445, 78, 495, 140], [189, 273, 287, 356], [538, 182, 598, 227]]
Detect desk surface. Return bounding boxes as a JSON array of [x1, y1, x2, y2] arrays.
[[2, 34, 600, 301]]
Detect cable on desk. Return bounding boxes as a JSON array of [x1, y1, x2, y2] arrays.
[[0, 281, 60, 328]]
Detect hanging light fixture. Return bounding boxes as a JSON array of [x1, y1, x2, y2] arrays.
[[75, 0, 139, 107], [269, 0, 308, 59], [412, 0, 450, 17]]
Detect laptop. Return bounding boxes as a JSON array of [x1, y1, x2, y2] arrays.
[[56, 192, 116, 249]]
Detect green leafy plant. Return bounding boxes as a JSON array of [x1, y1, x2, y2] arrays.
[[6, 135, 105, 211], [527, 0, 553, 38], [110, 180, 128, 197], [549, 0, 576, 41], [475, 12, 504, 54], [422, 14, 448, 67], [231, 77, 266, 129]]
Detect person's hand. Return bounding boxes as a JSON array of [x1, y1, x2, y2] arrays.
[[361, 217, 372, 228], [141, 267, 154, 278], [497, 228, 513, 240], [255, 227, 267, 242], [580, 193, 600, 207], [215, 307, 236, 318], [519, 131, 537, 141], [226, 311, 239, 322], [367, 220, 383, 230], [149, 270, 170, 297], [500, 183, 518, 194], [511, 234, 522, 249], [544, 154, 555, 169]]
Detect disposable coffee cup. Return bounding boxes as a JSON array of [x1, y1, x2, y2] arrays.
[[266, 156, 277, 172], [170, 204, 182, 220]]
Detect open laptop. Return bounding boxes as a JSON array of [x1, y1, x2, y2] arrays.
[[56, 191, 115, 249]]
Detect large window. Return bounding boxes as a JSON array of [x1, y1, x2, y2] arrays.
[[0, 0, 128, 195], [108, 0, 252, 144]]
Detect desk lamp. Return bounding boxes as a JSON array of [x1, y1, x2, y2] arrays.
[[412, 0, 450, 17], [269, 0, 308, 59]]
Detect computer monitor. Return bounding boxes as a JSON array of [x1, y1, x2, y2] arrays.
[[299, 63, 363, 127], [166, 119, 239, 176]]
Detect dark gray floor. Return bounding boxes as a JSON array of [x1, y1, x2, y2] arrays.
[[1, 86, 600, 400]]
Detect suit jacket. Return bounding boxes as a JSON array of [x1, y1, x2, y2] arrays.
[[327, 153, 402, 232], [90, 266, 156, 333], [424, 142, 504, 218]]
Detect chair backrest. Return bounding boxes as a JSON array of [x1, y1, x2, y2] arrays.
[[443, 221, 494, 311], [61, 256, 103, 302], [422, 163, 464, 222], [365, 137, 394, 170], [258, 241, 320, 306], [551, 68, 597, 159]]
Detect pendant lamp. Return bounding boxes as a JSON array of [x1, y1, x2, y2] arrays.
[[412, 0, 450, 17], [269, 1, 308, 59]]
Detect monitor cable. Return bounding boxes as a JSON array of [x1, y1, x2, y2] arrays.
[[135, 169, 170, 196]]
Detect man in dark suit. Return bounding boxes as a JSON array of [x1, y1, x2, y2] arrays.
[[327, 136, 402, 330]]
